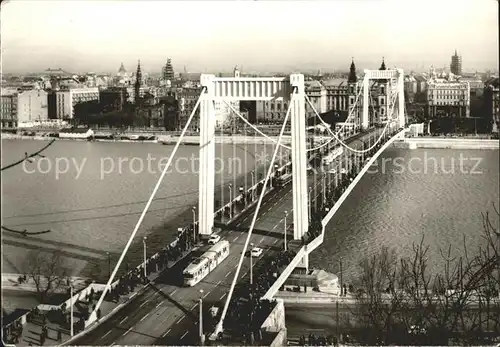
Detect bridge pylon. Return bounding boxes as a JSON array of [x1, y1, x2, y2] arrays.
[[361, 69, 406, 130], [197, 74, 309, 242]]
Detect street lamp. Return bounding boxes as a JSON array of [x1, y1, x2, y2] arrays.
[[69, 279, 74, 337], [228, 183, 232, 218], [250, 170, 255, 201], [192, 206, 197, 242], [106, 252, 110, 279], [284, 211, 288, 251], [143, 236, 147, 278], [250, 242, 254, 285], [340, 257, 343, 296], [322, 175, 326, 205], [308, 186, 312, 223], [199, 289, 205, 345]]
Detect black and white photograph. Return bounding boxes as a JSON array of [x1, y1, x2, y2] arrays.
[[1, 0, 499, 346]]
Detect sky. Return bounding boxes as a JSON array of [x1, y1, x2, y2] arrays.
[[1, 0, 498, 74]]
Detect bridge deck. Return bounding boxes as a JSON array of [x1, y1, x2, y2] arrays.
[[71, 128, 385, 346]]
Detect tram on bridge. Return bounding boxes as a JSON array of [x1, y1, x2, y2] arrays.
[[183, 240, 230, 286], [273, 166, 292, 188]]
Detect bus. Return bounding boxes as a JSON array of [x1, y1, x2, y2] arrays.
[[322, 147, 343, 165], [183, 240, 230, 286]]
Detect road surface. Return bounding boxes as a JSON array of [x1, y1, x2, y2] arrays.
[[73, 128, 386, 345]]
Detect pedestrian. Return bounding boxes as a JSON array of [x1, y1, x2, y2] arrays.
[[58, 329, 62, 341]]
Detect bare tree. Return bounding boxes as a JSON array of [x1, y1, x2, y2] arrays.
[[353, 206, 500, 345], [353, 246, 402, 344], [23, 250, 69, 303]]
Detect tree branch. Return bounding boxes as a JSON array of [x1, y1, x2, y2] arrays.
[[1, 139, 55, 171], [2, 225, 51, 236]]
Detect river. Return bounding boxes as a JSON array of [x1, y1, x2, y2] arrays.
[[1, 140, 499, 283], [311, 146, 499, 283]]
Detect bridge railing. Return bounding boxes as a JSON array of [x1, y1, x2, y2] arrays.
[[261, 128, 407, 300], [214, 161, 292, 221]]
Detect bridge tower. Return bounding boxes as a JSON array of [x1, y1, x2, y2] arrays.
[[198, 75, 310, 246], [361, 68, 406, 130]]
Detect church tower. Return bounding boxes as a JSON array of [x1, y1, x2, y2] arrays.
[[378, 57, 388, 124], [347, 58, 360, 127], [134, 60, 142, 106]]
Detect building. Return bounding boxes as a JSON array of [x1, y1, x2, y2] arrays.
[[484, 77, 499, 133], [304, 80, 327, 118], [17, 89, 48, 124], [48, 88, 100, 119], [414, 75, 427, 94], [426, 80, 470, 118], [114, 63, 131, 86], [450, 49, 462, 76], [404, 75, 418, 94], [1, 92, 18, 128], [136, 94, 164, 128], [459, 75, 484, 96], [99, 87, 128, 112], [159, 93, 180, 130], [162, 58, 175, 83]]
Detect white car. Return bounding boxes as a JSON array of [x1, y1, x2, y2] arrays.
[[340, 168, 347, 174], [208, 234, 221, 245], [250, 247, 263, 257], [328, 168, 337, 174]]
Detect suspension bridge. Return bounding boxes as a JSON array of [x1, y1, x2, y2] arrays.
[[59, 68, 407, 346]]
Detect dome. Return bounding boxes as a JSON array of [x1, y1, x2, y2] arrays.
[[117, 63, 128, 77]]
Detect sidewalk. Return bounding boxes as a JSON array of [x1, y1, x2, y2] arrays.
[[2, 273, 88, 294], [6, 246, 194, 346]]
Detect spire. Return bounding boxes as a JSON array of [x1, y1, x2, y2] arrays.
[[454, 49, 458, 56], [134, 60, 142, 106], [164, 58, 174, 81], [379, 57, 387, 71], [348, 58, 357, 83]]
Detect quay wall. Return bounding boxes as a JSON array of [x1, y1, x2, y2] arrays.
[[394, 138, 499, 150]]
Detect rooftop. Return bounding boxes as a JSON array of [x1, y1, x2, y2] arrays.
[[322, 78, 348, 87]]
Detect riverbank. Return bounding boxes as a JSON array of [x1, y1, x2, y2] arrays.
[[394, 137, 499, 150]]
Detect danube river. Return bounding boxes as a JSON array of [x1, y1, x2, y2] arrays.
[[1, 139, 277, 276], [1, 140, 499, 284]]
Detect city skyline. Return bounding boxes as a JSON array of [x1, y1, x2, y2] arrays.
[[1, 0, 499, 74]]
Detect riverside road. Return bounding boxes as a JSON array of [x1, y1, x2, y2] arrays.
[[72, 128, 382, 345]]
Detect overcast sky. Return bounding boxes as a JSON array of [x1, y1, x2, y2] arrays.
[[1, 0, 498, 74]]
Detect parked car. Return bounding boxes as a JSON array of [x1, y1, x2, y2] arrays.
[[208, 234, 221, 245], [250, 247, 263, 257]]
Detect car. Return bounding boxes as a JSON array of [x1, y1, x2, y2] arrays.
[[208, 234, 221, 245], [340, 168, 347, 174], [250, 247, 263, 257], [328, 168, 336, 174]]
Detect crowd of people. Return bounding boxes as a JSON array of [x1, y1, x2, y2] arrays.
[[105, 226, 197, 302], [298, 333, 338, 346], [222, 249, 297, 343]]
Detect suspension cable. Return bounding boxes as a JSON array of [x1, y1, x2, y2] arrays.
[[307, 75, 368, 152], [214, 90, 297, 336], [89, 87, 206, 324], [223, 100, 292, 150], [305, 86, 399, 154]]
